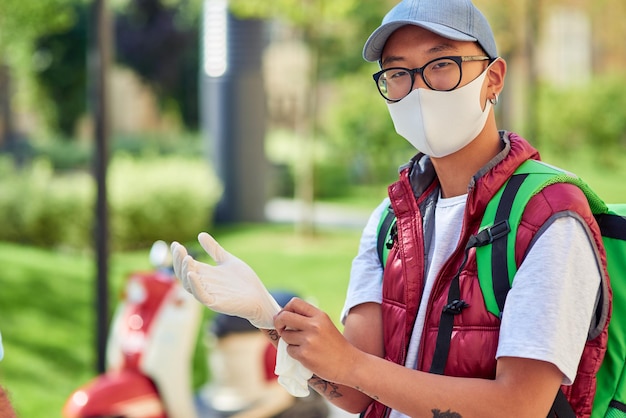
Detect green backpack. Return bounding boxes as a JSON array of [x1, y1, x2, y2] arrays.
[[376, 159, 626, 417]]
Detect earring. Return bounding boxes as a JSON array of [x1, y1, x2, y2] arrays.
[[489, 94, 499, 106]]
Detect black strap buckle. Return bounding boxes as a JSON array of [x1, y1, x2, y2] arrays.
[[443, 299, 469, 315], [487, 220, 511, 242], [469, 220, 511, 249]]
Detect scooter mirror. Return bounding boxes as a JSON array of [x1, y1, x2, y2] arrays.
[[149, 240, 172, 268]]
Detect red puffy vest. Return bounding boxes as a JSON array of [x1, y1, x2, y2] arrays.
[[362, 133, 609, 418]]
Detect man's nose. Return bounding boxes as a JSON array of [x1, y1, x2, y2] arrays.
[[412, 72, 429, 91]]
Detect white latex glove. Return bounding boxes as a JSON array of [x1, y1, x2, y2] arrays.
[[171, 232, 281, 329], [171, 233, 314, 397], [275, 339, 313, 397]]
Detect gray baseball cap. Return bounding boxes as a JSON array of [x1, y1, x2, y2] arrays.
[[363, 0, 498, 62]]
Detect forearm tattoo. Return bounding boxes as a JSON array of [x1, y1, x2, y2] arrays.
[[266, 329, 279, 342], [310, 375, 343, 400], [432, 409, 462, 418]]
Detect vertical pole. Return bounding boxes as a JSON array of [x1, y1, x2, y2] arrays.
[[90, 0, 111, 374], [202, 1, 268, 223]]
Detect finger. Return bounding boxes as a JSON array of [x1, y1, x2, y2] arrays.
[[170, 242, 187, 281], [180, 255, 197, 292], [197, 232, 229, 264], [187, 270, 216, 307], [279, 328, 309, 348], [274, 310, 311, 334], [282, 297, 319, 318]]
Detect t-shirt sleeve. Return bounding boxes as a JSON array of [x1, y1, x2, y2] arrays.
[[496, 216, 602, 385], [340, 198, 389, 324]]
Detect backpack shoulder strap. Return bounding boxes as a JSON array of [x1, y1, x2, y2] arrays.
[[377, 204, 396, 268], [594, 204, 626, 414], [598, 204, 626, 240], [475, 159, 608, 318]]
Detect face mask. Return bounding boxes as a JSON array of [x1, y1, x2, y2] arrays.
[[387, 67, 492, 158]]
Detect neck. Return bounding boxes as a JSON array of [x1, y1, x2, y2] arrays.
[[431, 121, 502, 198]]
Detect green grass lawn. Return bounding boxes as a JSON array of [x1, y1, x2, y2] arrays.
[[0, 224, 362, 417]]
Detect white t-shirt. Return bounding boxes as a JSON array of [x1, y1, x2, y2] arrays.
[[342, 195, 601, 418]]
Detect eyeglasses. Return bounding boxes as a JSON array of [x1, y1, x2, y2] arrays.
[[373, 55, 491, 102]]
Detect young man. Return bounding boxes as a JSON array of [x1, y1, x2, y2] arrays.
[[172, 0, 610, 417]]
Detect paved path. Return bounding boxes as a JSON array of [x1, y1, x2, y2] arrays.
[[265, 198, 372, 230]]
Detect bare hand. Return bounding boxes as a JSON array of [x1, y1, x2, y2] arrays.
[[274, 298, 358, 384]]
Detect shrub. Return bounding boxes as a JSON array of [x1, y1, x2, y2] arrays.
[[265, 130, 353, 200], [0, 155, 222, 250], [0, 158, 93, 248], [108, 154, 221, 250], [30, 132, 205, 172]]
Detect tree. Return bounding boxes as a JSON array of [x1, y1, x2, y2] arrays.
[[0, 0, 203, 141], [35, 3, 89, 137], [115, 0, 200, 129], [0, 0, 78, 148]]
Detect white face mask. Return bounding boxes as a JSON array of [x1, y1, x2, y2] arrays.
[[387, 67, 492, 158]]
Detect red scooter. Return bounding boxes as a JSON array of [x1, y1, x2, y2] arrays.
[[63, 241, 329, 418]]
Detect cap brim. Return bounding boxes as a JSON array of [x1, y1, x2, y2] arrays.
[[363, 21, 478, 62]]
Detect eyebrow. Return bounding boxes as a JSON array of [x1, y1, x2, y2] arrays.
[[381, 43, 460, 67]]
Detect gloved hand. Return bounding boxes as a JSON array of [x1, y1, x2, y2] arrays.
[[170, 232, 313, 397], [170, 232, 281, 329]]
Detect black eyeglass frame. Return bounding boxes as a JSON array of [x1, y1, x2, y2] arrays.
[[372, 55, 493, 102]]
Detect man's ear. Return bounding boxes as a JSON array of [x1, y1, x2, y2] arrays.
[[487, 57, 506, 96]]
